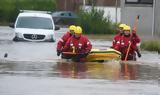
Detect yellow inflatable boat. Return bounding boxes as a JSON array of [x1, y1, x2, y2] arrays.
[[86, 48, 121, 62], [62, 48, 121, 62]]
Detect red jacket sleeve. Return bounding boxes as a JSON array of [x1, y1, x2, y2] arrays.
[[80, 36, 92, 53], [62, 37, 71, 52], [57, 32, 71, 51], [57, 39, 64, 51], [112, 37, 116, 48], [131, 33, 140, 44], [85, 38, 92, 53], [112, 35, 121, 51]]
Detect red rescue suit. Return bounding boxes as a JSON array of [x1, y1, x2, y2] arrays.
[[113, 33, 140, 60], [57, 31, 72, 51], [112, 32, 123, 48], [63, 35, 92, 54]]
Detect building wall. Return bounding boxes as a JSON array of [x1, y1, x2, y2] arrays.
[[56, 0, 120, 11], [121, 0, 153, 37], [56, 0, 81, 11], [86, 0, 120, 6]]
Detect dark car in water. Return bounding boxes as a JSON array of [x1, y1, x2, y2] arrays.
[[51, 11, 78, 26]]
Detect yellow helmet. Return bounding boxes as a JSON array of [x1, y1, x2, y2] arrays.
[[75, 26, 82, 34], [123, 25, 131, 31], [69, 25, 76, 31], [119, 24, 126, 29]]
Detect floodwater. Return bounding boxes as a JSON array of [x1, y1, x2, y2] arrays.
[[0, 26, 159, 95]]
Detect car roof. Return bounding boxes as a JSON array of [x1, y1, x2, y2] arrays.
[[18, 12, 52, 18]]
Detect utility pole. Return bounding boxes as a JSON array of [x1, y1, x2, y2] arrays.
[[64, 0, 67, 11], [92, 0, 94, 9], [115, 0, 118, 23], [83, 0, 86, 7], [152, 0, 156, 36]]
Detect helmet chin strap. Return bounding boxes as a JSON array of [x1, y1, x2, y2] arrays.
[[124, 32, 130, 36], [74, 35, 81, 39], [74, 34, 81, 38]]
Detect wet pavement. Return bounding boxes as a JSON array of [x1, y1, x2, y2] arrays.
[[0, 26, 159, 95]]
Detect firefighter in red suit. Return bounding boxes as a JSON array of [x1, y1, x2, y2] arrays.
[[112, 24, 126, 48], [113, 25, 141, 61], [57, 25, 76, 56], [62, 26, 92, 61]]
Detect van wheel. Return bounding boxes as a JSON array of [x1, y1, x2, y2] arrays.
[[13, 37, 18, 41], [50, 38, 55, 42]]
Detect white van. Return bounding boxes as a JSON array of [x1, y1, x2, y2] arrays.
[[10, 10, 59, 42]]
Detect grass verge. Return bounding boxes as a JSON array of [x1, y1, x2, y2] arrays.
[[141, 40, 160, 53]]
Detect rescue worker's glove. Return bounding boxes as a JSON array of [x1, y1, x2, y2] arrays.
[[73, 52, 89, 62], [132, 32, 137, 37], [73, 54, 82, 62], [137, 51, 141, 58], [77, 52, 88, 58], [132, 30, 136, 33], [57, 50, 61, 56], [84, 52, 89, 57]]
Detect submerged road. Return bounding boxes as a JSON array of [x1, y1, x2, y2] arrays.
[[0, 26, 159, 95]]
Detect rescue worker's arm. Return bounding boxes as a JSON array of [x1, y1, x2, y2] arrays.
[[112, 38, 116, 48], [57, 39, 64, 56], [112, 35, 122, 50], [79, 37, 92, 56], [131, 31, 140, 43], [83, 37, 92, 54], [57, 32, 71, 56], [62, 38, 71, 52], [85, 40, 92, 54], [57, 39, 64, 50], [112, 39, 121, 51], [114, 44, 121, 51], [112, 35, 119, 48], [76, 38, 92, 60], [57, 33, 69, 51], [131, 32, 141, 58]]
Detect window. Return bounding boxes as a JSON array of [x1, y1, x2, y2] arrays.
[[16, 17, 53, 29], [140, 0, 153, 4], [125, 0, 153, 4], [126, 0, 138, 3]]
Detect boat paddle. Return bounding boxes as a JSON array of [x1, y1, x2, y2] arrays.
[[62, 46, 87, 62], [124, 15, 140, 79], [124, 15, 140, 61]]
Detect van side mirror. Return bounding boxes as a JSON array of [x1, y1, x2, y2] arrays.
[[9, 23, 15, 28], [55, 25, 60, 30]]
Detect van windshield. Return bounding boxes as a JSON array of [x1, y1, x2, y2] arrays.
[[16, 17, 53, 29]]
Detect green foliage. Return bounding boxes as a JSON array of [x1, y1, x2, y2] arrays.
[[141, 40, 160, 53], [0, 0, 56, 24], [76, 8, 117, 34]]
